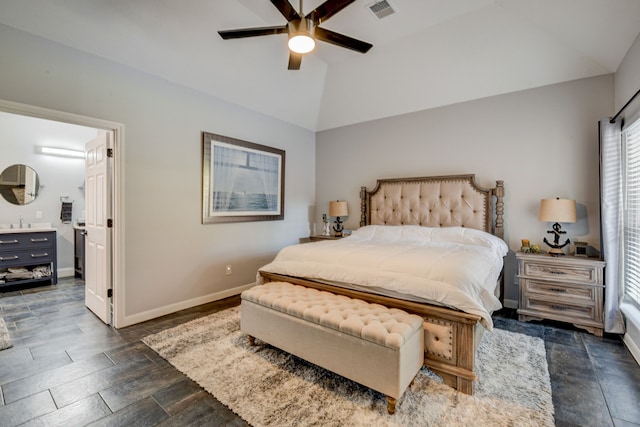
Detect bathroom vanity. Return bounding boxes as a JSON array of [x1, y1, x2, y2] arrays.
[[0, 229, 57, 288]]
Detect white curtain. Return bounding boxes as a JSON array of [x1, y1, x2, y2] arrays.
[[599, 118, 626, 333]]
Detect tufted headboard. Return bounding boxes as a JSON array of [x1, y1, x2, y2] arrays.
[[360, 174, 504, 239]]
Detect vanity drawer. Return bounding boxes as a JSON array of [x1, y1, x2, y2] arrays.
[[0, 230, 57, 287], [0, 232, 54, 252], [0, 249, 54, 268]]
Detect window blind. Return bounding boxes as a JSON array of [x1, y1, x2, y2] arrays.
[[623, 118, 640, 309]]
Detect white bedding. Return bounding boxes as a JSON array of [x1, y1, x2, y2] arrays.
[[258, 225, 509, 330]]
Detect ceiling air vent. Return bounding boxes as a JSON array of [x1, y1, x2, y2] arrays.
[[368, 0, 396, 20]]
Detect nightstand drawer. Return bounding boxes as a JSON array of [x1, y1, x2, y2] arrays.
[[522, 279, 597, 304], [521, 260, 600, 285], [521, 296, 597, 323]]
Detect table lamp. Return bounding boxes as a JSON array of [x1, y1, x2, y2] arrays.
[[538, 198, 576, 256], [329, 200, 348, 237]]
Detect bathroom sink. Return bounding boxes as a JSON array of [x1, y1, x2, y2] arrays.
[[0, 222, 54, 233]]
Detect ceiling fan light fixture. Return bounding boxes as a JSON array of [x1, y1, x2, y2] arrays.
[[288, 18, 315, 54], [288, 34, 315, 53]]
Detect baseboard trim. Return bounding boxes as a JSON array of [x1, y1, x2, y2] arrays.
[[503, 298, 518, 309], [118, 282, 255, 328], [57, 268, 75, 278]]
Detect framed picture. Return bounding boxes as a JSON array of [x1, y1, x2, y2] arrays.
[[202, 132, 285, 224]]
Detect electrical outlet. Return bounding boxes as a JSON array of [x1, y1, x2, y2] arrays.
[[36, 210, 43, 219], [225, 265, 232, 275]]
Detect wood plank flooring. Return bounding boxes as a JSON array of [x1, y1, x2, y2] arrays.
[[0, 278, 247, 426], [0, 278, 638, 426]]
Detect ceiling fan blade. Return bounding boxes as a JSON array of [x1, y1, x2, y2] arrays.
[[288, 52, 302, 70], [306, 0, 356, 25], [270, 0, 301, 22], [218, 26, 288, 40], [315, 27, 372, 53]]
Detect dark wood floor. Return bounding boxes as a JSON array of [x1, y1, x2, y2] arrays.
[[0, 278, 638, 426]]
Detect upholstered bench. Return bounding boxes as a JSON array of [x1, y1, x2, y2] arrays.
[[240, 281, 424, 414]]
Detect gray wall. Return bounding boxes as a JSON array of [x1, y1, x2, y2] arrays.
[[316, 75, 614, 306], [0, 24, 316, 325]]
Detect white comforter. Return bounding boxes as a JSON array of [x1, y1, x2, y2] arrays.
[[258, 225, 509, 330]]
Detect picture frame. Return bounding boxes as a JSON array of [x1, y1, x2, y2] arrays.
[[202, 132, 285, 224]]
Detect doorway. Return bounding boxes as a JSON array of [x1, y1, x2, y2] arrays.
[[0, 99, 124, 327]]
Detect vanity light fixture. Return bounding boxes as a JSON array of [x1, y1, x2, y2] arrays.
[[38, 146, 85, 159]]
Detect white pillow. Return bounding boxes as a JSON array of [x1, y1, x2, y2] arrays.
[[350, 225, 508, 257]]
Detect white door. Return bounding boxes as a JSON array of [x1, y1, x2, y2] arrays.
[[84, 131, 112, 324]]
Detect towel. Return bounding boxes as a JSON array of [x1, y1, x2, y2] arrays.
[[60, 201, 73, 223]]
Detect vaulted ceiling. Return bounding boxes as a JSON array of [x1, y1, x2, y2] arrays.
[[1, 0, 639, 131]]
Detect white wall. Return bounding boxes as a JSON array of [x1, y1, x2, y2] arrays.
[[316, 75, 614, 305], [0, 112, 94, 276], [0, 24, 316, 325]]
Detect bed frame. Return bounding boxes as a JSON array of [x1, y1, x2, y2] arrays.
[[260, 174, 505, 395]]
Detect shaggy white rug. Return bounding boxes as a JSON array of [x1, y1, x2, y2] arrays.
[[143, 307, 554, 427], [0, 318, 12, 351]]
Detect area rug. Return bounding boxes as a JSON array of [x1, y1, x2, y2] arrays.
[[143, 307, 554, 427], [0, 318, 13, 350]]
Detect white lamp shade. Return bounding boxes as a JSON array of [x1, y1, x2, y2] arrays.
[[538, 198, 577, 223], [329, 200, 348, 217]]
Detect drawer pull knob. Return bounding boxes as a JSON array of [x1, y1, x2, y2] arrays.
[[30, 238, 49, 243], [550, 305, 566, 310], [30, 253, 49, 258], [0, 239, 19, 244], [549, 270, 566, 275], [550, 288, 567, 293], [0, 255, 19, 261]]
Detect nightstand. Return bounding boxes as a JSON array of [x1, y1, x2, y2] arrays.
[[516, 252, 605, 336], [309, 235, 343, 242]]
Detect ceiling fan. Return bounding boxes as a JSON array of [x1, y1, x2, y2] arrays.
[[218, 0, 373, 70]]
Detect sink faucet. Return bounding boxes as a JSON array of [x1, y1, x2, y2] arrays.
[[19, 215, 23, 228]]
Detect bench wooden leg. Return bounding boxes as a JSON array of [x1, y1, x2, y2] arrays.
[[247, 335, 256, 346], [386, 396, 397, 415]]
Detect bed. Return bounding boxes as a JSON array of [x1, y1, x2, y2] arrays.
[[258, 174, 506, 395]]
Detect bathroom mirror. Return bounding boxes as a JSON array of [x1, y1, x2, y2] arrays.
[[0, 164, 40, 205]]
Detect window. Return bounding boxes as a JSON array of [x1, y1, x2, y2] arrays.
[[623, 118, 640, 309]]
